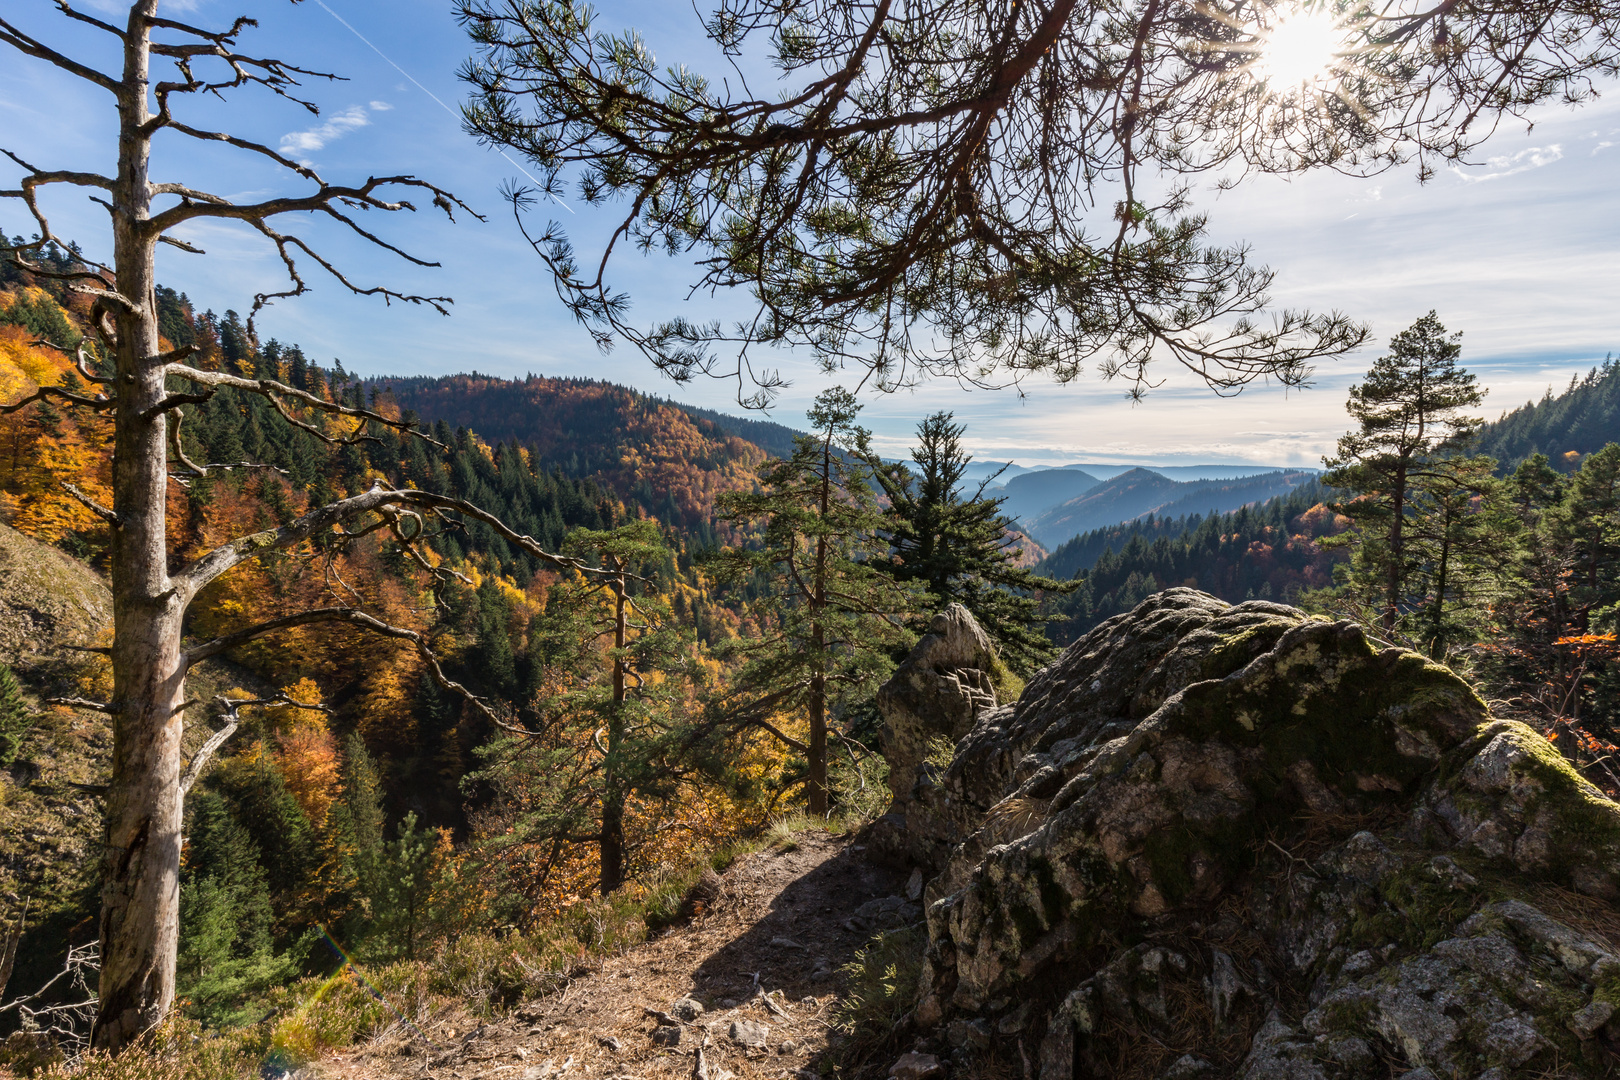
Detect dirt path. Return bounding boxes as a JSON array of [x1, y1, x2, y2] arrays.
[[315, 832, 913, 1080]]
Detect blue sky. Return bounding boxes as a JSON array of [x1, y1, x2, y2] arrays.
[[3, 0, 1618, 467]]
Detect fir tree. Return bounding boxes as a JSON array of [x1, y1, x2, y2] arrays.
[[864, 412, 1077, 674]]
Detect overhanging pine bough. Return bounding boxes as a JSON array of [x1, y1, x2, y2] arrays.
[[0, 0, 595, 1051], [456, 0, 1616, 403]]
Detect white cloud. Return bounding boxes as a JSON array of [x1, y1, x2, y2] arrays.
[[1451, 144, 1564, 183], [1594, 141, 1615, 156], [279, 104, 375, 158], [369, 100, 394, 112]]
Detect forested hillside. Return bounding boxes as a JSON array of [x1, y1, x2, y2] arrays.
[[1040, 482, 1345, 642], [366, 373, 771, 532], [1475, 355, 1620, 468]]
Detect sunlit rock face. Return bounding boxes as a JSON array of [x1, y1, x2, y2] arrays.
[[877, 589, 1620, 1079]]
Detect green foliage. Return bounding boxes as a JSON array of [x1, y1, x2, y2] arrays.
[[834, 925, 927, 1047], [370, 812, 441, 962], [1475, 354, 1620, 469], [1322, 311, 1487, 634], [864, 412, 1076, 675], [0, 289, 78, 344], [177, 792, 298, 1025], [709, 388, 920, 814], [0, 662, 32, 766], [472, 518, 721, 901]]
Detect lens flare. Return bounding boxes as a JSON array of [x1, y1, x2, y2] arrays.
[[1252, 9, 1343, 89]]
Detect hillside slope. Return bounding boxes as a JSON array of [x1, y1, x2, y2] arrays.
[[370, 373, 768, 528], [1476, 355, 1620, 468], [0, 523, 276, 1008]]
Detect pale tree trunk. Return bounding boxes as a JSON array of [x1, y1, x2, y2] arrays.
[[94, 0, 186, 1050], [2, 1, 501, 1051]]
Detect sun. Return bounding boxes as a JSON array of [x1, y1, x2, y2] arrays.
[[1251, 8, 1344, 90]]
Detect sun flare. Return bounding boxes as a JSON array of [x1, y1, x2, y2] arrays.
[[1252, 9, 1344, 90]]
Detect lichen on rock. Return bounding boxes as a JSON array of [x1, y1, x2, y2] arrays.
[[872, 589, 1620, 1079]]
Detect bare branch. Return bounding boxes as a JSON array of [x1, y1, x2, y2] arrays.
[[0, 15, 118, 92], [46, 696, 117, 714], [180, 690, 330, 796], [63, 483, 120, 529], [0, 383, 116, 415], [29, 338, 113, 386], [157, 235, 204, 255], [182, 605, 506, 732], [164, 364, 444, 448]]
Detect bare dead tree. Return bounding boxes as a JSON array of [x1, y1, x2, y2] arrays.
[[457, 0, 1620, 406], [0, 1, 591, 1051]]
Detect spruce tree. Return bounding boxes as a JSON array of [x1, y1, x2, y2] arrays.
[[709, 389, 919, 815], [863, 412, 1077, 675]]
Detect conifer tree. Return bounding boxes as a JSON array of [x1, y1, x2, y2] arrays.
[[863, 412, 1076, 674], [0, 662, 30, 767], [476, 519, 713, 897], [710, 389, 919, 815], [1323, 312, 1485, 632]]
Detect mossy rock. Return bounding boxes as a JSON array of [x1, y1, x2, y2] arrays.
[[926, 596, 1489, 1012], [1429, 718, 1620, 898]]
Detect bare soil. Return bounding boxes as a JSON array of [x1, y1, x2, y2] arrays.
[[315, 832, 909, 1080]]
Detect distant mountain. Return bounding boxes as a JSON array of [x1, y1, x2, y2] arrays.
[[961, 461, 1036, 482], [997, 469, 1102, 524], [1058, 462, 1316, 482], [1025, 468, 1317, 548]]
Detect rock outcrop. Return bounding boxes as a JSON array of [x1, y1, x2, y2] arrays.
[[874, 590, 1620, 1079], [870, 603, 1004, 868]]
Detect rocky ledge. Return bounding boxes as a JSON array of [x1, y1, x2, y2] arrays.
[[872, 589, 1620, 1079]]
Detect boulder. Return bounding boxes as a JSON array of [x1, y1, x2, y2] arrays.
[[871, 605, 1003, 866], [879, 589, 1620, 1079]]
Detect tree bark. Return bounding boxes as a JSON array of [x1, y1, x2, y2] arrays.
[[807, 439, 831, 817], [93, 0, 185, 1051], [600, 559, 627, 894], [1384, 459, 1407, 634]]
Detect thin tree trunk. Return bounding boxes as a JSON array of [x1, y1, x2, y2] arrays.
[[94, 0, 186, 1050], [600, 560, 627, 894], [1385, 460, 1407, 633], [808, 442, 831, 817], [1427, 502, 1453, 660]]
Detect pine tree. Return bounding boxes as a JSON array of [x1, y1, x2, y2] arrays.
[[863, 412, 1077, 675], [709, 388, 919, 814], [475, 519, 715, 896], [176, 791, 292, 1025], [1323, 312, 1485, 632]]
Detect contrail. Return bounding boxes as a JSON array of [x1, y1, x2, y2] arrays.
[[310, 0, 572, 212]]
